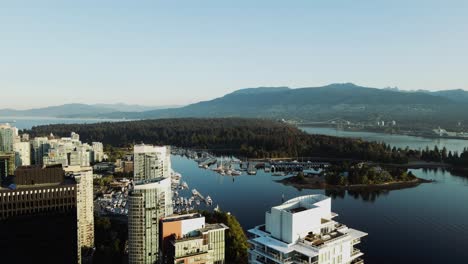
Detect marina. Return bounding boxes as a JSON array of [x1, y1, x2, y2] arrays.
[[171, 154, 468, 264], [95, 169, 215, 217]]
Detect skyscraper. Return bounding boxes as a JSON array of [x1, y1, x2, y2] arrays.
[[128, 144, 173, 264], [13, 141, 31, 167], [133, 144, 171, 181], [65, 166, 95, 263], [0, 123, 15, 152], [31, 137, 50, 165]]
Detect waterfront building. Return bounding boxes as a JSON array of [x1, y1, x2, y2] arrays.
[[248, 195, 367, 264], [134, 144, 171, 181], [128, 144, 173, 264], [160, 213, 229, 264], [0, 123, 15, 152], [13, 141, 31, 167]]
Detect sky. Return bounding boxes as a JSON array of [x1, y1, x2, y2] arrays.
[[1, 0, 468, 109]]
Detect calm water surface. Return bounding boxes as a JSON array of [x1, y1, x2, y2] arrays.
[[300, 126, 468, 154], [6, 119, 467, 263], [172, 155, 468, 264], [0, 116, 123, 130]]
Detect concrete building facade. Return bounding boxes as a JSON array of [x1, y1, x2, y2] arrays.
[[160, 214, 228, 264], [13, 141, 31, 167], [128, 144, 173, 264], [248, 195, 367, 264], [134, 144, 171, 181], [65, 166, 95, 263], [0, 123, 15, 152]]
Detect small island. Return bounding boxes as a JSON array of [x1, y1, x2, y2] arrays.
[[278, 162, 433, 191]]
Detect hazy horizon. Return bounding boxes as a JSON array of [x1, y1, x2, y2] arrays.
[[2, 1, 467, 108], [2, 83, 467, 110]]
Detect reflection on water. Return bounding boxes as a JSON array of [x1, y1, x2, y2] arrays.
[[300, 126, 468, 154], [172, 155, 468, 263], [325, 189, 391, 203], [0, 116, 124, 130]]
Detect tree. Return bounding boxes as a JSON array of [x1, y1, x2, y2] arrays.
[[202, 211, 249, 264]]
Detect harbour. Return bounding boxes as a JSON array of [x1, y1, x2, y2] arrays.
[[170, 154, 468, 264]]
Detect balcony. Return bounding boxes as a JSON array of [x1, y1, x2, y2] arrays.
[[352, 258, 364, 264], [351, 238, 361, 245], [351, 248, 362, 258]]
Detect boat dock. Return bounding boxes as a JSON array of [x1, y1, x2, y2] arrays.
[[270, 161, 330, 172], [198, 157, 217, 168]]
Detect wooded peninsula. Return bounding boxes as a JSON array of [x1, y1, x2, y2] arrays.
[[26, 118, 468, 168]]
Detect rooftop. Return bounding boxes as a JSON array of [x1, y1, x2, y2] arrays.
[[134, 144, 167, 154], [199, 223, 229, 232], [288, 206, 307, 214], [162, 213, 203, 223]]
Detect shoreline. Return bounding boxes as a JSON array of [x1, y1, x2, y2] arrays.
[[298, 124, 468, 141], [277, 177, 433, 191]]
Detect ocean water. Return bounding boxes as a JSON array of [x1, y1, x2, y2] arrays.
[[172, 155, 468, 264]]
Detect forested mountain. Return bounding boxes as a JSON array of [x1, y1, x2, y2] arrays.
[[91, 83, 468, 128], [4, 84, 468, 129], [430, 89, 468, 103]]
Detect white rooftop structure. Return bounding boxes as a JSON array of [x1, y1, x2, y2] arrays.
[[266, 194, 333, 244], [248, 194, 367, 264]]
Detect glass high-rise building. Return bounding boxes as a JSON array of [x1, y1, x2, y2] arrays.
[[0, 123, 15, 152], [128, 144, 173, 264]]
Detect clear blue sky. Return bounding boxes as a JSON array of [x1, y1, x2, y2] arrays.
[[1, 0, 467, 109]]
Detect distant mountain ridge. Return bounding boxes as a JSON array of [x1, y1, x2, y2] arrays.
[[0, 103, 179, 117], [91, 83, 468, 128], [2, 84, 468, 129]]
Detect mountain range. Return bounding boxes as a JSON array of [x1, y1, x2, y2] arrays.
[[0, 103, 179, 118], [2, 83, 468, 128]]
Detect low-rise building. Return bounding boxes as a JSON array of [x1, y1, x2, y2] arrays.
[[248, 194, 367, 264], [161, 213, 229, 264]]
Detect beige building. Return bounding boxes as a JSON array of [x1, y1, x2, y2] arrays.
[[13, 141, 31, 167], [161, 214, 228, 264], [65, 166, 95, 263]]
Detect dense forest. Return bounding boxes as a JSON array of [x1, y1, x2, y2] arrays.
[[26, 118, 468, 166], [202, 210, 249, 264], [26, 118, 409, 163], [420, 146, 468, 167]]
